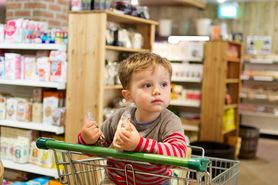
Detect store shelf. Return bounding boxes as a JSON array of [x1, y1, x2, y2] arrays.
[[240, 111, 278, 118], [244, 58, 278, 64], [105, 45, 149, 53], [167, 57, 203, 62], [0, 120, 64, 134], [139, 0, 206, 9], [224, 104, 238, 109], [0, 79, 66, 89], [227, 57, 241, 63], [226, 79, 240, 83], [241, 75, 276, 82], [69, 10, 157, 25], [240, 93, 278, 101], [222, 128, 236, 135], [0, 43, 66, 51], [241, 122, 278, 135], [170, 100, 200, 107], [172, 77, 202, 83], [182, 124, 199, 131], [2, 159, 58, 178]]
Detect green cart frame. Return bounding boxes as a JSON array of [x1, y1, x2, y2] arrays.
[[36, 137, 240, 185]]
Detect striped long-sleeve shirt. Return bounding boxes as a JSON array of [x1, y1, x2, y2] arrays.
[[78, 106, 187, 185]]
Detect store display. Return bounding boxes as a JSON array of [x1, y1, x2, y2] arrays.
[[201, 40, 242, 143], [240, 54, 278, 135], [2, 19, 68, 44], [153, 41, 204, 61], [0, 51, 67, 83]]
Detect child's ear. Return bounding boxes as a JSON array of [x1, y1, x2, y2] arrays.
[[122, 89, 133, 102]]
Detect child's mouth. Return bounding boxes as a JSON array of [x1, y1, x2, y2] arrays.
[[151, 99, 163, 103]]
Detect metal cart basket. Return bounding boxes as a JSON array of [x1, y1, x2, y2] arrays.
[[36, 138, 240, 185]]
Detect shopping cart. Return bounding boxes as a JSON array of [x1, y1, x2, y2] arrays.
[[36, 137, 240, 185]]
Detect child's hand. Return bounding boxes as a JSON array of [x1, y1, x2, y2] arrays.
[[114, 124, 140, 151], [81, 116, 102, 145]]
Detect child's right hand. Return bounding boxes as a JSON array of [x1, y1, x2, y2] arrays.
[[80, 116, 102, 145]]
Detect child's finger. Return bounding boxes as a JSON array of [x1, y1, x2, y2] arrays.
[[114, 133, 124, 144], [121, 129, 131, 138], [118, 131, 129, 141]]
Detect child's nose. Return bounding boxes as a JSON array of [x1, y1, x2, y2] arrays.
[[152, 87, 161, 95]]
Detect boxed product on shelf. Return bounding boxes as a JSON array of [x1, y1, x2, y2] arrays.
[[37, 57, 51, 82], [6, 98, 18, 120], [3, 18, 68, 45], [43, 90, 65, 125], [32, 88, 43, 103], [5, 19, 24, 43], [50, 60, 67, 83], [0, 24, 4, 42], [13, 136, 30, 164], [0, 55, 4, 79], [171, 84, 201, 104], [171, 63, 203, 81], [4, 53, 22, 80], [16, 98, 32, 122], [0, 127, 39, 163], [43, 96, 59, 124], [23, 56, 37, 81], [51, 108, 66, 126], [49, 51, 67, 83], [223, 108, 236, 133], [105, 60, 119, 85], [0, 95, 5, 120], [32, 102, 43, 123]]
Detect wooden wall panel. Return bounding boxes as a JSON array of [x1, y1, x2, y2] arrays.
[[66, 13, 106, 143]]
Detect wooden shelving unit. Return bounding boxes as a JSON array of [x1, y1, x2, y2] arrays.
[[139, 0, 206, 9], [200, 40, 242, 142], [65, 11, 157, 143]]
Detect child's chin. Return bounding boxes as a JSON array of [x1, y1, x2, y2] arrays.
[[150, 107, 165, 113]]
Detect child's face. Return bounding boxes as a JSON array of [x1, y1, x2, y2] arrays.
[[124, 65, 171, 114]]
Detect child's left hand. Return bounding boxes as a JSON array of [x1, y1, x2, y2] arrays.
[[114, 124, 140, 151]]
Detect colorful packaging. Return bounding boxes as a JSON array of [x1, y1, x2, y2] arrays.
[[5, 19, 24, 43], [0, 56, 4, 79], [40, 149, 53, 168], [37, 57, 50, 81], [6, 98, 18, 120], [0, 95, 5, 120], [43, 96, 58, 124], [0, 24, 4, 42], [29, 141, 40, 165], [23, 56, 37, 81], [4, 53, 22, 80], [16, 98, 32, 122], [13, 136, 30, 164], [32, 102, 43, 123], [52, 108, 65, 126], [49, 51, 67, 83]]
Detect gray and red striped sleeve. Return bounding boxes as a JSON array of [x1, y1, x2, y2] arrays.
[[134, 132, 187, 158]]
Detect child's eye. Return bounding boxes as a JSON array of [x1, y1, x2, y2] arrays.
[[143, 83, 152, 88], [161, 82, 168, 88]]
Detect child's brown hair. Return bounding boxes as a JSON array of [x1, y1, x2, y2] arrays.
[[118, 52, 172, 89]]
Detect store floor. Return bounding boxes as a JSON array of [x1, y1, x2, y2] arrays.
[[239, 137, 278, 185]]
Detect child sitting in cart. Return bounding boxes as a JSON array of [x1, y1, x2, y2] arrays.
[[78, 52, 188, 185]]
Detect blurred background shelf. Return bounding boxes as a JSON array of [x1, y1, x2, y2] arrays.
[[0, 120, 64, 134], [2, 159, 58, 178]]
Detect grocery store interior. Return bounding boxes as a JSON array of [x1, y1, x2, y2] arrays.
[[0, 0, 278, 184]]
